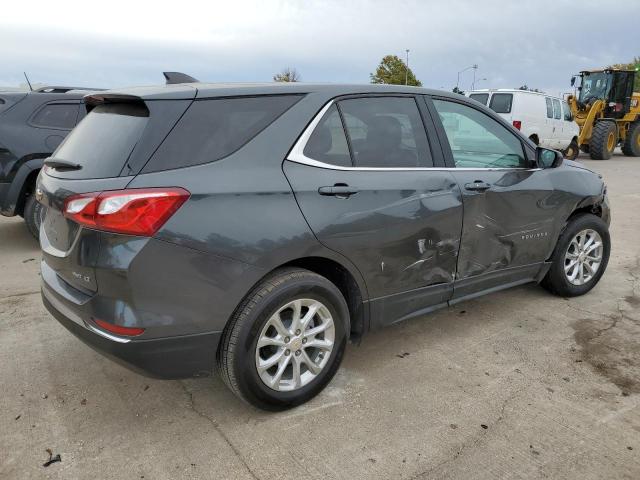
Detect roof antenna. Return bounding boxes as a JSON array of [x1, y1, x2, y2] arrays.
[[23, 72, 33, 91]]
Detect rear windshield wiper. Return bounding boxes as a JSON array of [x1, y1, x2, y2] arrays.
[[44, 158, 82, 171]]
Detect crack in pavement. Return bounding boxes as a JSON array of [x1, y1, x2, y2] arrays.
[[179, 381, 261, 480], [410, 384, 527, 480], [0, 290, 40, 300]]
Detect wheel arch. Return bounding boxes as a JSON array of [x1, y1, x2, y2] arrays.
[[259, 255, 369, 340]]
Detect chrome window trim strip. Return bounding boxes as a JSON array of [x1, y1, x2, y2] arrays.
[[286, 99, 540, 173]]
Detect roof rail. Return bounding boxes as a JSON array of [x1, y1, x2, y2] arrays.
[[35, 86, 104, 93], [163, 72, 199, 84]]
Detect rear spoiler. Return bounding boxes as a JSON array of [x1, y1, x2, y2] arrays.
[[163, 72, 199, 84]]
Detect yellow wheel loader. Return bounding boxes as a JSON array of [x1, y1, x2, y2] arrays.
[[567, 68, 640, 160]]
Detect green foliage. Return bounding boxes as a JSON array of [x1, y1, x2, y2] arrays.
[[517, 85, 543, 93], [370, 55, 422, 86], [273, 67, 301, 82], [609, 57, 640, 91]]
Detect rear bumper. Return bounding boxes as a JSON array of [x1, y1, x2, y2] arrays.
[[42, 285, 222, 379]]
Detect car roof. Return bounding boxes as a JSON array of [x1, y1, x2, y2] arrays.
[[85, 82, 462, 102], [468, 89, 570, 100]]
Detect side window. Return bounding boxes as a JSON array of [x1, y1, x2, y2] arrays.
[[469, 93, 489, 106], [432, 99, 527, 169], [489, 93, 513, 113], [562, 101, 572, 121], [552, 99, 561, 120], [31, 103, 78, 129], [545, 97, 554, 118], [303, 105, 351, 167], [338, 97, 433, 168], [144, 95, 302, 173]]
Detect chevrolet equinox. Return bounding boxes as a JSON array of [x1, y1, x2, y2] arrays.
[[37, 83, 611, 410]]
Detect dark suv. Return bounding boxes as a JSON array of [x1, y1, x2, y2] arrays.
[[0, 86, 101, 237], [38, 83, 610, 410]]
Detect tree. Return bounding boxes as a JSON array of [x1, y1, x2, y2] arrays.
[[273, 67, 301, 82], [452, 86, 465, 95], [609, 56, 640, 91], [370, 55, 422, 86], [517, 85, 543, 93]]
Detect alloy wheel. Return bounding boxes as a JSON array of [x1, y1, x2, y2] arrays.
[[255, 298, 335, 392], [564, 229, 603, 286]]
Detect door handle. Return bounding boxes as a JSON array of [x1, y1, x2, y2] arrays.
[[318, 184, 359, 198], [464, 181, 491, 192]]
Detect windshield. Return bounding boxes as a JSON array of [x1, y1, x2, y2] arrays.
[[578, 72, 612, 103]]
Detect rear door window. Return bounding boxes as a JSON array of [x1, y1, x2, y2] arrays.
[[143, 95, 302, 173], [488, 93, 513, 113], [552, 98, 562, 120], [30, 103, 79, 129], [337, 96, 433, 168], [545, 98, 554, 118], [303, 104, 351, 167], [47, 103, 149, 179], [469, 93, 489, 106]]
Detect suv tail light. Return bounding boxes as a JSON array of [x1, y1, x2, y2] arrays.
[[63, 187, 190, 236], [512, 120, 522, 130]]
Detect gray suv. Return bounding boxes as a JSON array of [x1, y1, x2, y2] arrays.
[[37, 83, 611, 410]]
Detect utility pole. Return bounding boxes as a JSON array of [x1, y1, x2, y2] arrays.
[[471, 64, 478, 90], [457, 64, 478, 92], [405, 49, 410, 86]]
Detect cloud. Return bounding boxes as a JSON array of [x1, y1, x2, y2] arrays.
[[1, 0, 638, 95]]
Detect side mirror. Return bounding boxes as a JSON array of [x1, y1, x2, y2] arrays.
[[537, 147, 563, 169], [570, 76, 576, 87]]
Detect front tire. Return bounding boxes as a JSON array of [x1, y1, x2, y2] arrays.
[[621, 122, 640, 157], [541, 214, 610, 297], [217, 268, 349, 410], [590, 121, 617, 160], [23, 194, 43, 240], [563, 139, 579, 160]]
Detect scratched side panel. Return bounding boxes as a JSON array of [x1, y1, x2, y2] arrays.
[[450, 164, 605, 295], [283, 161, 463, 304]]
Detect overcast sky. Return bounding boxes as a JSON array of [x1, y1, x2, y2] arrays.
[[1, 0, 638, 95]]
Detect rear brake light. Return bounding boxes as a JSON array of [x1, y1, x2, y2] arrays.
[[63, 187, 190, 236], [512, 120, 522, 130], [94, 319, 145, 337]]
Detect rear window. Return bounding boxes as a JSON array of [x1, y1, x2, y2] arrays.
[[469, 93, 489, 106], [142, 95, 302, 173], [31, 103, 78, 129], [489, 93, 513, 113], [49, 103, 149, 179]]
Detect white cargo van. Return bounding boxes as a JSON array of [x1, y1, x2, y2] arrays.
[[467, 89, 580, 159]]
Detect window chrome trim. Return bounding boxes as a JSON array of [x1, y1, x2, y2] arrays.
[[286, 99, 540, 172]]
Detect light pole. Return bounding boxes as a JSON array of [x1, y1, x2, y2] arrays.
[[457, 64, 478, 91], [405, 49, 410, 86]]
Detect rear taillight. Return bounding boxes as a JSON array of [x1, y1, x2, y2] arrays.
[[512, 120, 522, 130], [63, 188, 190, 236], [94, 319, 145, 337]]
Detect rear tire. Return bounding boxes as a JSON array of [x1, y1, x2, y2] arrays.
[[217, 268, 349, 410], [621, 122, 640, 157], [23, 194, 43, 240], [590, 121, 617, 160], [580, 144, 590, 154], [541, 213, 610, 297], [563, 139, 579, 160]]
